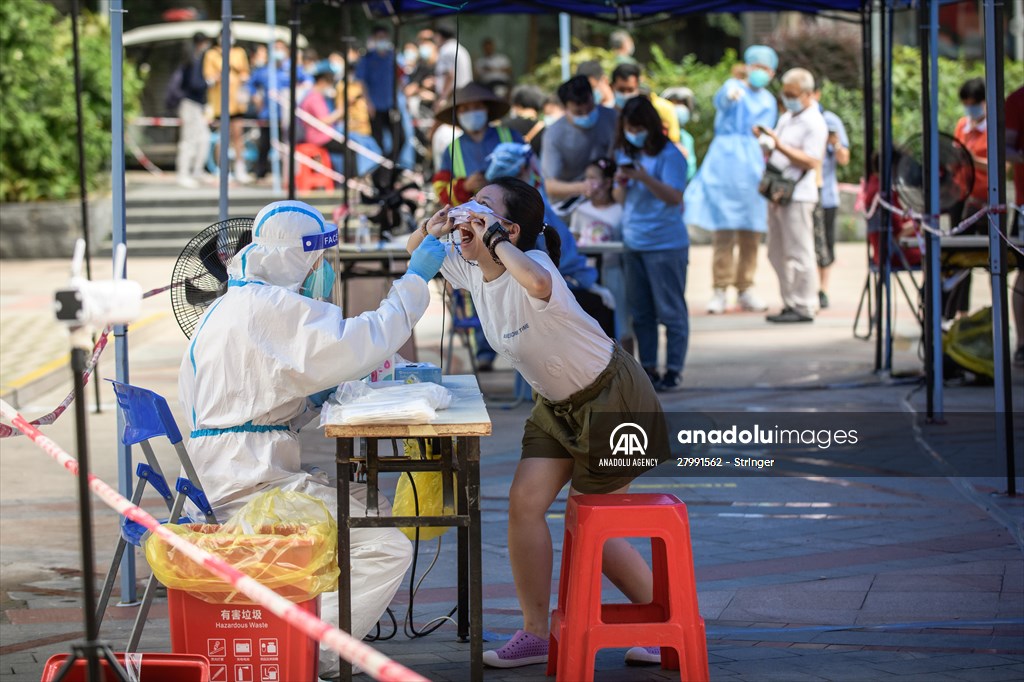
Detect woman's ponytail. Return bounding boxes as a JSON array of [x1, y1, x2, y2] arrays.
[[542, 224, 561, 268]]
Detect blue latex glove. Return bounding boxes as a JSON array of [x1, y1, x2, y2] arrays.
[[408, 234, 446, 281]]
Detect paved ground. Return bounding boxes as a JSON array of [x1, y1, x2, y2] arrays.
[[1, 185, 1022, 682]]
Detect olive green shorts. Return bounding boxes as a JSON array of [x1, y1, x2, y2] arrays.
[[521, 343, 667, 494]]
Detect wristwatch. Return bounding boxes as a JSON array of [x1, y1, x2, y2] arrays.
[[482, 220, 509, 249]]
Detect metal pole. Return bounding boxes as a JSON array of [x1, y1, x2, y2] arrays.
[[982, 0, 1016, 496], [70, 0, 103, 416], [342, 6, 352, 315], [109, 0, 136, 607], [920, 0, 944, 421], [559, 13, 571, 82], [288, 0, 300, 200], [267, 0, 282, 194], [877, 0, 894, 373], [392, 18, 402, 181], [218, 1, 232, 222]]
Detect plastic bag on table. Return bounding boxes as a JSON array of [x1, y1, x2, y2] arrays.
[[319, 380, 453, 426], [144, 489, 339, 604], [392, 439, 455, 541]]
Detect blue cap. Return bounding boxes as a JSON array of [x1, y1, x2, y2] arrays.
[[744, 45, 778, 71]]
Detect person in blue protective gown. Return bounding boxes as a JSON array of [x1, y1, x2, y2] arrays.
[[684, 45, 779, 315], [178, 200, 446, 679]]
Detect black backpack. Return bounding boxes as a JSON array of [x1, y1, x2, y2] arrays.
[[164, 64, 186, 114]]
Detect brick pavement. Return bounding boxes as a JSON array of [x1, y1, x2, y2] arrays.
[[1, 230, 1022, 681]]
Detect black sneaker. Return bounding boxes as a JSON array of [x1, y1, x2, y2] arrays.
[[655, 371, 682, 392], [644, 367, 661, 386], [766, 309, 814, 324], [819, 291, 830, 309]]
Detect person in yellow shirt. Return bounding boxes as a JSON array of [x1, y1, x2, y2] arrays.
[[203, 38, 251, 182], [610, 63, 679, 143]]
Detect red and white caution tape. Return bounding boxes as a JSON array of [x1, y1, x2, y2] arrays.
[[0, 400, 429, 682], [272, 139, 376, 195], [0, 326, 111, 439], [271, 94, 395, 169]]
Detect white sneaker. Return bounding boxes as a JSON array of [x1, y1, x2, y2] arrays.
[[624, 646, 661, 665], [176, 176, 199, 189], [706, 288, 727, 314], [234, 163, 253, 184], [738, 289, 768, 312]]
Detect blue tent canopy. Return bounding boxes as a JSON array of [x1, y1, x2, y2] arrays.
[[372, 0, 873, 18]]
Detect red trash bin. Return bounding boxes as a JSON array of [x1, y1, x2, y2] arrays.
[[40, 653, 210, 681]]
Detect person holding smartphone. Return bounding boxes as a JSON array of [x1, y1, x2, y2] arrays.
[[612, 96, 690, 392]]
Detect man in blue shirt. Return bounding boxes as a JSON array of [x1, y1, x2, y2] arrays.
[[813, 84, 850, 309], [356, 26, 405, 181], [248, 39, 309, 179]]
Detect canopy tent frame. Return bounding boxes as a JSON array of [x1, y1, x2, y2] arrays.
[[97, 0, 1018, 622]]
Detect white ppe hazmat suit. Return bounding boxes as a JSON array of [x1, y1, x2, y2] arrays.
[[178, 200, 428, 676]]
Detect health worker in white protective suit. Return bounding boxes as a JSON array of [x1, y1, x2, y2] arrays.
[[178, 200, 447, 678]]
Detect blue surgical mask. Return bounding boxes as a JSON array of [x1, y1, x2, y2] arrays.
[[572, 107, 599, 129], [675, 105, 690, 127], [543, 114, 559, 127], [593, 89, 603, 105], [403, 49, 418, 64], [458, 109, 489, 133], [748, 69, 771, 89], [300, 260, 336, 300], [963, 103, 984, 120], [272, 50, 287, 63], [419, 45, 433, 60], [783, 96, 805, 113], [614, 92, 636, 109], [625, 129, 648, 148]]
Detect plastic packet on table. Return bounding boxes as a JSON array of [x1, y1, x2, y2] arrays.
[[319, 380, 453, 426], [143, 489, 339, 604]]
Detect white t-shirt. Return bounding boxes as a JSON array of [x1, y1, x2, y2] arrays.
[[769, 106, 828, 204], [435, 39, 473, 96], [441, 243, 613, 401], [569, 200, 622, 245], [476, 53, 511, 83]]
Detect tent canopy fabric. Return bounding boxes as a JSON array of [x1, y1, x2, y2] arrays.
[[371, 0, 872, 18]]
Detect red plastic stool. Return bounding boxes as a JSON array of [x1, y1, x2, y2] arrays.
[[546, 493, 709, 682], [295, 143, 334, 192]]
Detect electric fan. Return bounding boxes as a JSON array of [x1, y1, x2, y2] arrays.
[[170, 218, 254, 338], [893, 132, 975, 214]]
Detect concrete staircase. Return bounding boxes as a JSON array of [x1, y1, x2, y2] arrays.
[[106, 184, 356, 257]]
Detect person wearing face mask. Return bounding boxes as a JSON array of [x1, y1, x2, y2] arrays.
[[683, 45, 778, 316], [432, 82, 524, 206], [248, 39, 310, 180], [576, 60, 616, 108], [356, 26, 404, 179], [755, 67, 828, 324], [432, 82, 524, 370], [203, 37, 252, 183], [179, 200, 446, 679], [661, 87, 699, 181], [943, 78, 992, 319], [434, 22, 473, 104], [610, 63, 680, 144], [612, 96, 690, 392], [503, 85, 549, 157], [475, 37, 512, 99], [541, 75, 619, 204]]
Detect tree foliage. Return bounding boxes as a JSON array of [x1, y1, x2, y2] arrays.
[[0, 0, 144, 202]]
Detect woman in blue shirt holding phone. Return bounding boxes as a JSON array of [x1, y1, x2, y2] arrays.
[[612, 96, 690, 392]]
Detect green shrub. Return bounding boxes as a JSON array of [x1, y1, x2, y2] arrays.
[[0, 0, 144, 202]]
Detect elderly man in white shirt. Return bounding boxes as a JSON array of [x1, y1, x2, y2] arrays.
[[756, 67, 828, 323]]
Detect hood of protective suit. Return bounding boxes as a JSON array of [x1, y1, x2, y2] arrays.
[[228, 200, 338, 290]]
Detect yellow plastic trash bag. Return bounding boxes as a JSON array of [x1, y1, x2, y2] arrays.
[[144, 490, 339, 604], [392, 439, 455, 541], [944, 306, 993, 378]]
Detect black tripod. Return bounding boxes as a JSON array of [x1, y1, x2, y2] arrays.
[[48, 328, 131, 682]]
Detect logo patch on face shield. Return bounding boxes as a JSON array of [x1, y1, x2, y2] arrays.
[[303, 227, 339, 252]]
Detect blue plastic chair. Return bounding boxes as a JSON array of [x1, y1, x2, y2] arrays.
[[96, 380, 217, 652]]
